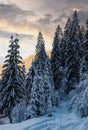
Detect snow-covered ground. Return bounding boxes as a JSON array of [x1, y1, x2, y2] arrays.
[[0, 100, 88, 130]]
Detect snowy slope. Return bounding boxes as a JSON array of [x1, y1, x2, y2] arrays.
[[0, 101, 88, 130]]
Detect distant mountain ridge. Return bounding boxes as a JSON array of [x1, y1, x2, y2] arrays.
[[0, 65, 2, 75]]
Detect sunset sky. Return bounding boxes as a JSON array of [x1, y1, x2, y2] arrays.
[[0, 0, 88, 60]]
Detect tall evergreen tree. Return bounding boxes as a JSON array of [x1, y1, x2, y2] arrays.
[[80, 19, 88, 80], [29, 32, 54, 117], [44, 57, 54, 114], [51, 25, 63, 105], [29, 68, 45, 118], [59, 18, 71, 97], [0, 35, 25, 118], [61, 18, 71, 67], [61, 18, 71, 48], [66, 10, 81, 94], [51, 25, 63, 90], [79, 25, 86, 80]]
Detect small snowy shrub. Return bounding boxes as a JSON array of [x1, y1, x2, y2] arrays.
[[11, 101, 27, 123]]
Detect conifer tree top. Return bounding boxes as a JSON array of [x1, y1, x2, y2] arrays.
[[35, 32, 47, 66], [37, 31, 44, 44], [64, 18, 71, 29], [35, 31, 45, 54], [64, 17, 71, 39], [55, 25, 63, 40], [69, 10, 80, 38], [72, 10, 80, 25], [73, 10, 78, 18]]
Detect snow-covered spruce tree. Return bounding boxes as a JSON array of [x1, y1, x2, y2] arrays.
[[25, 61, 35, 105], [28, 32, 54, 118], [43, 57, 54, 115], [11, 63, 27, 124], [61, 18, 71, 68], [80, 20, 88, 80], [59, 18, 71, 98], [0, 35, 25, 121], [29, 69, 45, 118], [51, 25, 63, 105], [66, 10, 81, 94], [79, 25, 86, 80], [10, 63, 26, 123]]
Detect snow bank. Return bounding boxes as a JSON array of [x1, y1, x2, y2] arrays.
[[0, 101, 88, 130]]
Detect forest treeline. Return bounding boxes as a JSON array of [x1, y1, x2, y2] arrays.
[[0, 10, 88, 123]]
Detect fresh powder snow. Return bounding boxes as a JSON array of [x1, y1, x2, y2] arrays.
[[0, 100, 88, 130]]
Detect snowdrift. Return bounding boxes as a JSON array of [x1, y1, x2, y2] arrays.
[[0, 101, 88, 130]]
